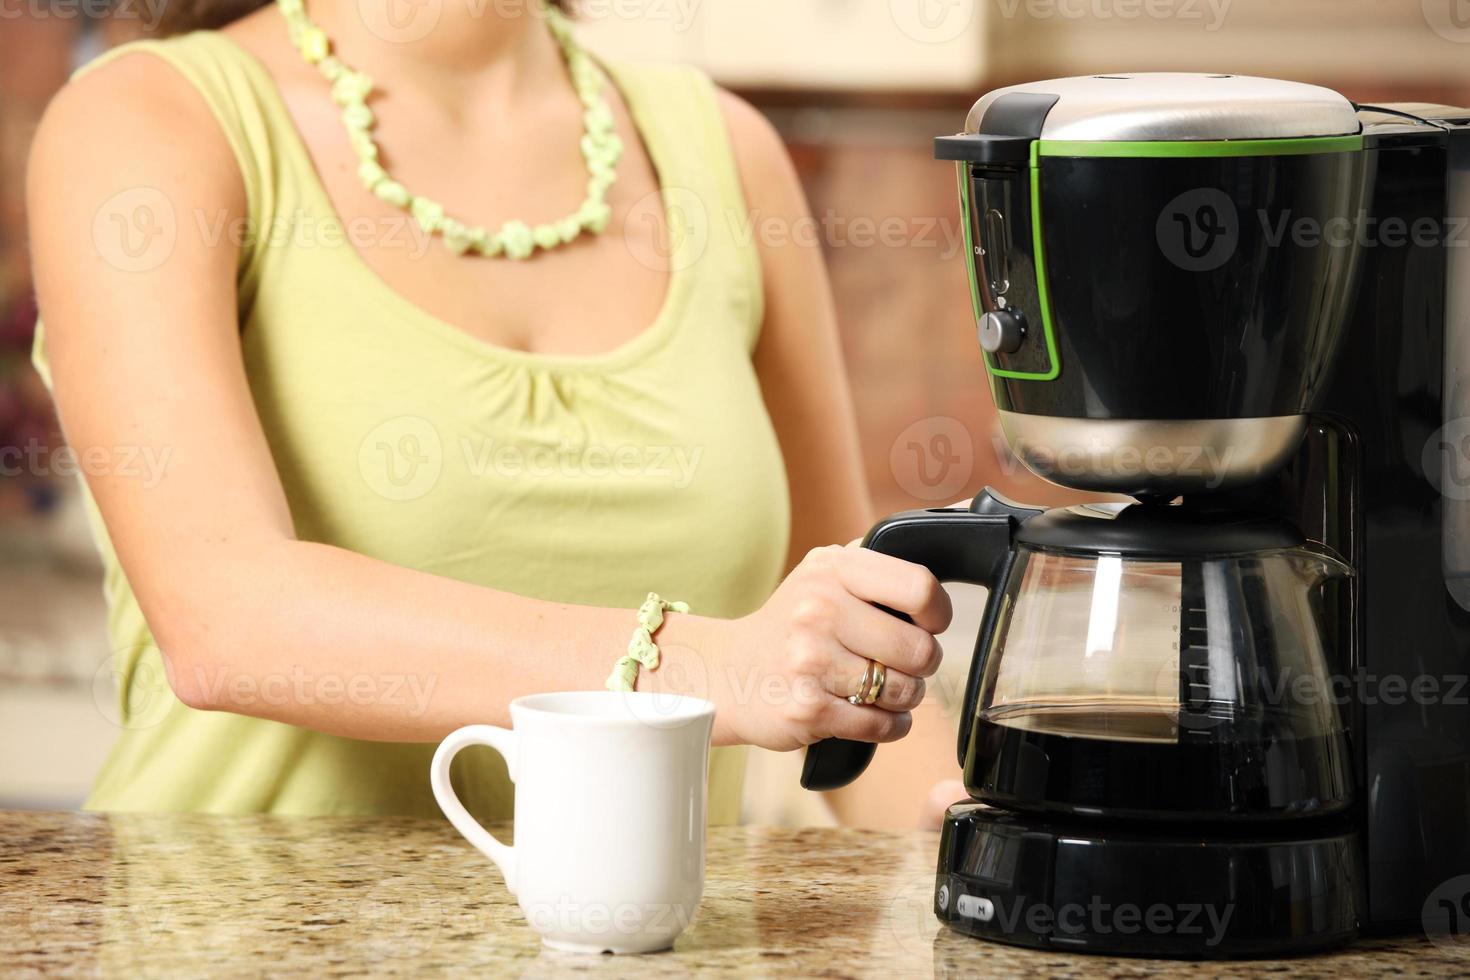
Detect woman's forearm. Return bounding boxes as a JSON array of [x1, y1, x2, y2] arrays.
[[155, 536, 735, 743]]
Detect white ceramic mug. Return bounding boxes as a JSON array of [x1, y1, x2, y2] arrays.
[[430, 691, 716, 954]]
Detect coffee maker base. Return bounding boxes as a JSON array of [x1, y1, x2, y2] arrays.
[[937, 803, 1360, 958]]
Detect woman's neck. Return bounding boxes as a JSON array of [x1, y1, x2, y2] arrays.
[[306, 0, 564, 106]]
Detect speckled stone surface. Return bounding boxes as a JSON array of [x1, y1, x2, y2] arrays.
[[2, 810, 1468, 977]]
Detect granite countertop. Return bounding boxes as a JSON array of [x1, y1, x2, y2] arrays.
[[3, 810, 1467, 978]]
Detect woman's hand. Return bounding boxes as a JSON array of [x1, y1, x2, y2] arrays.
[[710, 544, 952, 751]]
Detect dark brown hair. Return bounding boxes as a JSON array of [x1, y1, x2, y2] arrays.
[[154, 0, 573, 38]]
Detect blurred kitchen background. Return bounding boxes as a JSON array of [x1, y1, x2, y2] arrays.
[[2, 0, 1468, 810]]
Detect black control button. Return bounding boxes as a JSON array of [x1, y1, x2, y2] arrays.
[[978, 310, 1026, 354]]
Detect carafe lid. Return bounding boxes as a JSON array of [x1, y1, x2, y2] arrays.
[[965, 74, 1361, 142], [1014, 502, 1306, 558]]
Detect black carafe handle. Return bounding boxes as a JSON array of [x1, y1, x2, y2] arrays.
[[799, 488, 1042, 791]]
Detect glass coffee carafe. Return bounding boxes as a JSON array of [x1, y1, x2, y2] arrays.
[[798, 490, 1357, 821], [966, 503, 1354, 823]]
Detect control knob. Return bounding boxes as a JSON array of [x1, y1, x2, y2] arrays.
[[978, 310, 1025, 354]]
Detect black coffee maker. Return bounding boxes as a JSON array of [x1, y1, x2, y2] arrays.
[[802, 74, 1470, 957]]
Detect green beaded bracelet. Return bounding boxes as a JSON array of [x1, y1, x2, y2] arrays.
[[605, 593, 690, 693]]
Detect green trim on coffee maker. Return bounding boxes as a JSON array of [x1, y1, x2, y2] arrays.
[[958, 159, 1061, 382], [1035, 134, 1364, 159], [1025, 143, 1062, 381]]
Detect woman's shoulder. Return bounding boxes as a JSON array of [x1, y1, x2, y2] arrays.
[[40, 26, 294, 225], [29, 35, 250, 238], [601, 57, 790, 201], [42, 32, 253, 156], [37, 35, 232, 166], [65, 30, 251, 96], [710, 87, 788, 173]]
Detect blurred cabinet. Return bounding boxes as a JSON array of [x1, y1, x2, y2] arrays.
[[0, 498, 111, 809], [576, 0, 987, 90], [0, 561, 112, 809], [984, 0, 1470, 98], [579, 0, 1468, 100]]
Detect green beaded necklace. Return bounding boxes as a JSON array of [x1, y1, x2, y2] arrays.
[[278, 0, 622, 259]]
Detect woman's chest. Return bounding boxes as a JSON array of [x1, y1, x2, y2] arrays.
[[237, 293, 789, 612]]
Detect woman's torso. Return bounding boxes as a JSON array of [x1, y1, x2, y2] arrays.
[[33, 23, 790, 821]]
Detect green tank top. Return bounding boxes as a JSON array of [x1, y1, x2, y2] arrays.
[[33, 30, 789, 821]]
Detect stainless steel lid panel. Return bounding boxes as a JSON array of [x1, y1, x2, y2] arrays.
[[964, 74, 1362, 142]]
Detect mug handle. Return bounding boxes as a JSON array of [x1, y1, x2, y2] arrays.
[[430, 725, 518, 894]]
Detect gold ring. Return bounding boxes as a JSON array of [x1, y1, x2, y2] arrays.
[[866, 661, 887, 705], [848, 659, 877, 705]]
